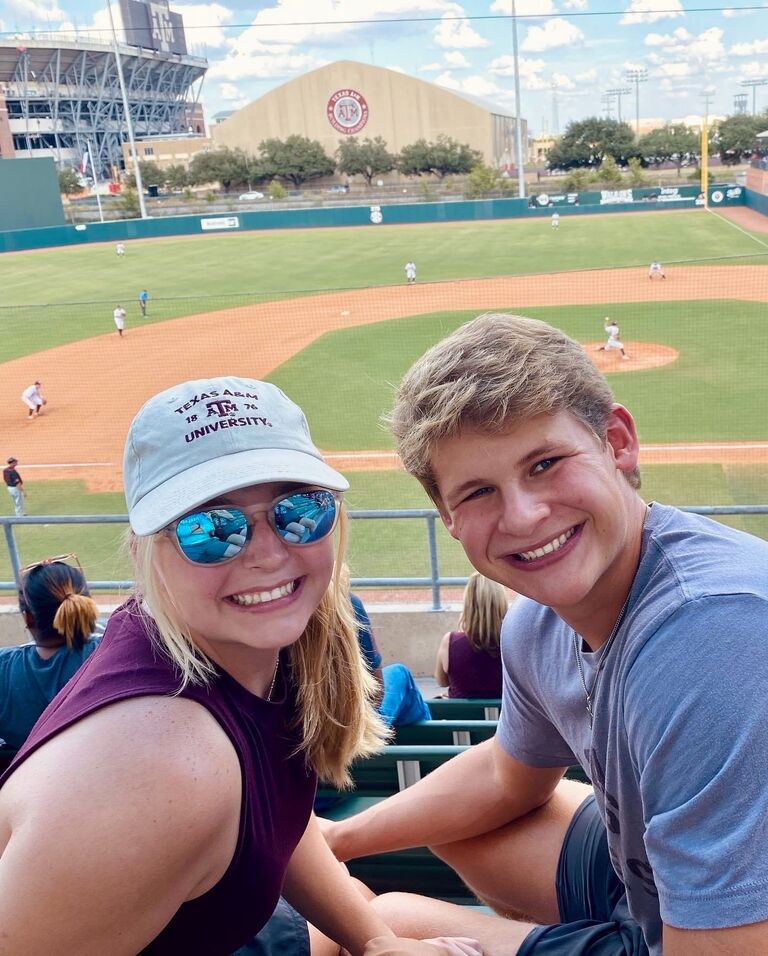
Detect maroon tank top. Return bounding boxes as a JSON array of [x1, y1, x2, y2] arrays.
[[1, 600, 316, 955], [447, 631, 503, 698]]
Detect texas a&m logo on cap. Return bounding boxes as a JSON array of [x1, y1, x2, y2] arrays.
[[327, 89, 369, 135]]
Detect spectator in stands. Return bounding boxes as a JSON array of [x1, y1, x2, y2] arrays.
[[321, 314, 768, 955], [0, 555, 102, 755], [434, 572, 506, 699], [0, 376, 478, 956], [342, 565, 431, 727]]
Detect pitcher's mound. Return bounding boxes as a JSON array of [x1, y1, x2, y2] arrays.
[[584, 342, 679, 372]]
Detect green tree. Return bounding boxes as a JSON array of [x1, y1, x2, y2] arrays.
[[268, 180, 288, 200], [625, 156, 647, 186], [398, 135, 482, 179], [164, 164, 189, 190], [563, 168, 591, 191], [58, 167, 82, 197], [594, 154, 624, 186], [336, 136, 396, 186], [258, 135, 334, 187], [121, 186, 140, 216], [125, 160, 165, 191], [638, 123, 699, 176], [713, 112, 768, 164], [546, 118, 639, 170], [188, 148, 254, 193], [464, 163, 502, 198]]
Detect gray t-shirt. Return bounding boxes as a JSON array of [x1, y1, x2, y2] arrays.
[[497, 503, 768, 954]]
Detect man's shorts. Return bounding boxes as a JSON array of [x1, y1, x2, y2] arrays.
[[519, 795, 649, 956], [231, 897, 310, 956]]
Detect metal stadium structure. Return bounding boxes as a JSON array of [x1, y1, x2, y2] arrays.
[[0, 1, 207, 179]]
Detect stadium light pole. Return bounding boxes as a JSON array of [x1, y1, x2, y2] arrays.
[[740, 77, 768, 115], [511, 0, 526, 199], [625, 68, 648, 138], [606, 87, 632, 124], [106, 0, 148, 219]]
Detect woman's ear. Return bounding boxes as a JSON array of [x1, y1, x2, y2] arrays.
[[22, 610, 36, 630]]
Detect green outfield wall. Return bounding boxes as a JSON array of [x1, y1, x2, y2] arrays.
[[0, 182, 751, 254], [0, 157, 64, 231]]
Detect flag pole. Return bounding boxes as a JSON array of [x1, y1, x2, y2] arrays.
[[88, 142, 105, 223]]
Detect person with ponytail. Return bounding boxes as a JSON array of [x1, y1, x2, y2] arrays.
[[0, 556, 102, 752]]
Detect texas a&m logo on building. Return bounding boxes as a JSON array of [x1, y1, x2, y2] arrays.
[[327, 89, 369, 135]]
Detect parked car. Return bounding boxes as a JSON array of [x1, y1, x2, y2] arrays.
[[325, 184, 349, 194], [238, 191, 264, 200]]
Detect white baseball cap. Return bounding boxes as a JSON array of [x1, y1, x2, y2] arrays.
[[124, 376, 349, 535]]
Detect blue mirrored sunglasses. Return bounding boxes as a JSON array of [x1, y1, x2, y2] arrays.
[[170, 489, 340, 565]]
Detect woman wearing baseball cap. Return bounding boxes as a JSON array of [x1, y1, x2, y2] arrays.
[[0, 377, 480, 956]]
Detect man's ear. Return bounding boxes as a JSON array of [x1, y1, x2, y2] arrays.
[[605, 404, 640, 475], [22, 610, 35, 630], [434, 499, 459, 540]]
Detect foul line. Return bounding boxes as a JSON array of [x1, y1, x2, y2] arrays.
[[706, 207, 768, 251], [23, 462, 115, 469]]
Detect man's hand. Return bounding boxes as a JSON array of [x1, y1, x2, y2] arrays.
[[364, 937, 483, 956]]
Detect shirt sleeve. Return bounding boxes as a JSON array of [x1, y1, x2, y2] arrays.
[[625, 594, 768, 930], [496, 604, 576, 769]]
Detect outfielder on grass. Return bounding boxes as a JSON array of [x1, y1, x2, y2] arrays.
[[321, 313, 768, 956]]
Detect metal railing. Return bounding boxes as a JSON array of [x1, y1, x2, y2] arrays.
[[3, 505, 768, 611]]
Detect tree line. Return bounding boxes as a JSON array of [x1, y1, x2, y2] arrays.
[[59, 134, 484, 196], [547, 112, 768, 174]]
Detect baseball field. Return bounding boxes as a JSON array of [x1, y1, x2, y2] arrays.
[[1, 205, 767, 586]]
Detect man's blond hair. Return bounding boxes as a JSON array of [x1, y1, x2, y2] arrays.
[[388, 313, 640, 499]]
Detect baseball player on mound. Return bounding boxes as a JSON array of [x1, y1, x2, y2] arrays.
[[20, 381, 47, 420], [596, 318, 629, 361]]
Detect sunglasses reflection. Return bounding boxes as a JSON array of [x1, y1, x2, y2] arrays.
[[176, 492, 338, 565]]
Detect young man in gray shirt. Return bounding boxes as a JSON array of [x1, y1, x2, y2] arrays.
[[321, 314, 768, 956]]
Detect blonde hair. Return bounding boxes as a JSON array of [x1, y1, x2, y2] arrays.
[[458, 572, 508, 655], [129, 508, 387, 788], [387, 313, 641, 500]]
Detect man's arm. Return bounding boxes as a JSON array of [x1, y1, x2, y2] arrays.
[[664, 921, 768, 955], [434, 633, 450, 687], [322, 737, 565, 862]]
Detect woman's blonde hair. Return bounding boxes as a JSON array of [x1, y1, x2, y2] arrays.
[[128, 508, 388, 788], [458, 572, 508, 655]]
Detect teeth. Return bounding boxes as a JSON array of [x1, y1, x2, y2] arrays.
[[517, 527, 576, 562], [230, 581, 295, 605]]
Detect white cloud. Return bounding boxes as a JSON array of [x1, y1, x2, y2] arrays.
[[489, 0, 556, 14], [418, 62, 444, 71], [170, 3, 233, 49], [620, 0, 684, 25], [723, 6, 754, 16], [444, 50, 470, 67], [562, 0, 588, 8], [57, 6, 117, 44], [6, 0, 65, 21], [731, 39, 768, 56], [645, 27, 690, 46], [645, 26, 725, 63], [434, 71, 502, 97], [521, 17, 584, 51], [207, 51, 327, 81], [741, 60, 768, 76], [489, 53, 546, 77], [657, 61, 691, 77], [434, 5, 490, 49], [574, 67, 597, 83]]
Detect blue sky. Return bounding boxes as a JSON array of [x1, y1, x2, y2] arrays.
[[2, 0, 767, 134]]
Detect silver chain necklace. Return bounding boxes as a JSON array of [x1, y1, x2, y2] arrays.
[[266, 655, 280, 702], [571, 505, 651, 726]]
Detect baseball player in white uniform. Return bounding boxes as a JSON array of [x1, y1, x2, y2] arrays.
[[405, 261, 416, 284], [649, 261, 666, 280], [113, 304, 127, 337], [21, 381, 46, 419], [596, 318, 629, 360], [551, 212, 560, 229], [116, 242, 125, 257]]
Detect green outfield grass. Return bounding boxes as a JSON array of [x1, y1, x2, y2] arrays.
[[3, 463, 767, 586], [268, 300, 768, 447], [0, 210, 766, 363]]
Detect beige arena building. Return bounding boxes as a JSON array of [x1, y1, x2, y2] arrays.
[[212, 60, 525, 172]]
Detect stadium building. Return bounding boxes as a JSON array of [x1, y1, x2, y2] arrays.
[[213, 60, 526, 174], [0, 0, 207, 179]]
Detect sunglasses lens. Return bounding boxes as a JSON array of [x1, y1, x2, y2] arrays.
[[273, 491, 338, 545], [175, 508, 249, 564]]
